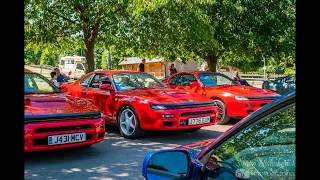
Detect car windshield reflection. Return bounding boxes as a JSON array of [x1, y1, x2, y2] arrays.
[[112, 73, 167, 91], [198, 73, 237, 87]]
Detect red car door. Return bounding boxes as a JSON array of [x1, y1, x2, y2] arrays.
[[68, 73, 94, 98], [88, 73, 117, 124]]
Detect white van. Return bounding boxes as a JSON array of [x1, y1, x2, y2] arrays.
[[59, 55, 87, 79]]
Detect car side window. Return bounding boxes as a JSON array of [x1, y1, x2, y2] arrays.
[[205, 103, 295, 180], [90, 74, 110, 88], [168, 74, 180, 85], [176, 74, 197, 86], [80, 74, 94, 87]]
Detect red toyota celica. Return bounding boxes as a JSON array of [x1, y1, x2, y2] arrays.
[[24, 69, 105, 152], [163, 71, 280, 124], [61, 70, 218, 139]]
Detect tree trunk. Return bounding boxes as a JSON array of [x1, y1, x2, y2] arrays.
[[85, 42, 95, 73], [205, 55, 218, 72], [83, 23, 99, 73]]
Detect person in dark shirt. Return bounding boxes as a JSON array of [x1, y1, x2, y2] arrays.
[[169, 64, 177, 75], [138, 58, 146, 72], [54, 68, 69, 83], [233, 72, 250, 86]]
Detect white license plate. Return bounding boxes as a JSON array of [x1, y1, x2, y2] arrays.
[[188, 116, 211, 125], [48, 132, 86, 145]]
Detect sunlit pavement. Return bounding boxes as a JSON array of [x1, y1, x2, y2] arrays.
[[25, 120, 236, 180]]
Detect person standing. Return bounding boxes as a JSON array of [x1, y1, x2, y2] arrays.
[[169, 64, 177, 75], [54, 67, 69, 83], [138, 58, 146, 72]]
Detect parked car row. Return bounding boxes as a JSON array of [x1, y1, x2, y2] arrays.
[[24, 68, 281, 152], [24, 68, 295, 179]]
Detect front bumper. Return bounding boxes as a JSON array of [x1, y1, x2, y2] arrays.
[[227, 100, 273, 117], [24, 118, 106, 152], [144, 106, 218, 130]]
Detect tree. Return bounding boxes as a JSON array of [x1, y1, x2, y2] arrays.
[[130, 0, 296, 72], [25, 0, 130, 72]]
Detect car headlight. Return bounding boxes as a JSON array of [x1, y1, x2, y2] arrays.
[[235, 96, 249, 101], [150, 105, 167, 110]]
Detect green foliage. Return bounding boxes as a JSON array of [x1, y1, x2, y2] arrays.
[[101, 50, 108, 70], [25, 0, 295, 72], [284, 68, 296, 75], [25, 0, 131, 72], [130, 0, 296, 71], [24, 48, 41, 65]]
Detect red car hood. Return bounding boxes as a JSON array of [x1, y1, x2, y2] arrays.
[[24, 93, 99, 116], [121, 88, 212, 104], [205, 85, 279, 96]]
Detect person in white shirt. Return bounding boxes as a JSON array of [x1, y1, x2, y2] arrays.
[[50, 71, 60, 87]]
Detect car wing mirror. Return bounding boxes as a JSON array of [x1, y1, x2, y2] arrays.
[[99, 83, 114, 91], [189, 81, 200, 88], [142, 150, 193, 180]]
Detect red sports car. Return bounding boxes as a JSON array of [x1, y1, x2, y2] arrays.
[[61, 70, 218, 139], [163, 71, 280, 124], [24, 69, 105, 152]]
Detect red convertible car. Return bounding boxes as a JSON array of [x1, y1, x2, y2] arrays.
[[163, 71, 280, 124], [61, 70, 218, 139], [24, 69, 105, 152]]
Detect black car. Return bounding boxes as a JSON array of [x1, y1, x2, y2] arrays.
[[262, 74, 295, 95]]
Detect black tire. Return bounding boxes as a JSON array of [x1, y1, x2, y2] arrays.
[[213, 99, 230, 125], [184, 128, 201, 132], [117, 105, 145, 139]]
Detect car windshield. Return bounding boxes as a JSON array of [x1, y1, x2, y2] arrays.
[[112, 73, 167, 91], [24, 73, 60, 93], [198, 73, 236, 87]]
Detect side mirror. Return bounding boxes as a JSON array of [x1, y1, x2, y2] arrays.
[[59, 86, 68, 93], [99, 83, 114, 91], [189, 81, 200, 88], [142, 150, 191, 180]]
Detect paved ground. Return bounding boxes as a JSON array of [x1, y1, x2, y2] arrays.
[[25, 120, 237, 180]]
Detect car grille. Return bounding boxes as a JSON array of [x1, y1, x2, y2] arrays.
[[24, 111, 101, 124], [181, 110, 213, 117], [34, 125, 92, 133]]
